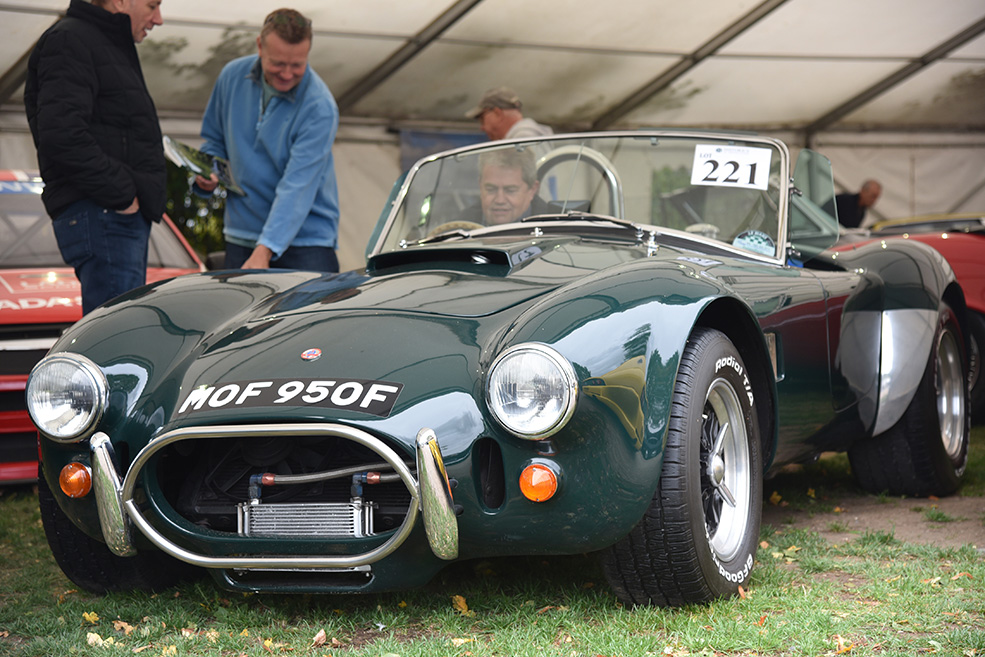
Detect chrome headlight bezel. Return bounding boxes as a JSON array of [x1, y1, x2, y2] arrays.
[[26, 353, 108, 443], [485, 343, 578, 440]]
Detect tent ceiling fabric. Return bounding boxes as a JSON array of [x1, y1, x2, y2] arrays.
[[2, 0, 984, 139]]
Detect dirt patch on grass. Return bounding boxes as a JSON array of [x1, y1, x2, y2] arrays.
[[762, 475, 985, 551]]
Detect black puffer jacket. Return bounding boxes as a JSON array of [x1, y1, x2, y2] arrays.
[[24, 0, 165, 222]]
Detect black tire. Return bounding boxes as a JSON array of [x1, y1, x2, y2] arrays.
[[967, 311, 985, 422], [848, 303, 970, 497], [38, 466, 196, 593], [600, 327, 762, 607]]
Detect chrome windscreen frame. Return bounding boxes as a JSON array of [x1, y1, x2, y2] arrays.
[[365, 130, 791, 267], [89, 423, 459, 567]]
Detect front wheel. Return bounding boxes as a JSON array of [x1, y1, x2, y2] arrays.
[[848, 303, 970, 497], [600, 328, 763, 607], [38, 467, 196, 593]]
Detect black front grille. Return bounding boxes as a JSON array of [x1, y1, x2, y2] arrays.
[[0, 389, 28, 414], [0, 323, 70, 376], [0, 432, 37, 462], [0, 349, 48, 378], [159, 434, 414, 534]]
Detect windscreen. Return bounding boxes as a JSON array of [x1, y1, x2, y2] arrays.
[[377, 134, 785, 259], [0, 185, 198, 269]]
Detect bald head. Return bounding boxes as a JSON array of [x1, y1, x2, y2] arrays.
[[859, 180, 882, 208]]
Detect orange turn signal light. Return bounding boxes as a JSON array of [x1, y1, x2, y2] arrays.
[[59, 462, 92, 499], [519, 463, 558, 502]]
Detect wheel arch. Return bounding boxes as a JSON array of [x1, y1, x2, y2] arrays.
[[942, 280, 970, 354], [694, 297, 778, 469]]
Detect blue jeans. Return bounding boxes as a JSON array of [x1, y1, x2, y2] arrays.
[[53, 199, 151, 315], [224, 242, 339, 273]]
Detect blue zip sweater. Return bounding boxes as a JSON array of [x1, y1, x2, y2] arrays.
[[200, 55, 339, 256]]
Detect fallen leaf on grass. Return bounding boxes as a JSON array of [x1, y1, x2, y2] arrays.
[[452, 594, 475, 617], [83, 611, 99, 624], [112, 620, 134, 635], [951, 572, 973, 581], [921, 577, 942, 587], [311, 629, 326, 647], [771, 545, 801, 562], [769, 491, 782, 505], [451, 637, 474, 647], [833, 634, 854, 654]]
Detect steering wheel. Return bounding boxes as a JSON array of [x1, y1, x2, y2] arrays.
[[535, 145, 625, 218], [427, 220, 483, 238]]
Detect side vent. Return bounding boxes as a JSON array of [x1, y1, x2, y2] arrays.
[[474, 438, 505, 510]]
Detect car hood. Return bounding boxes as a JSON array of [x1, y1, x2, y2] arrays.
[[0, 265, 202, 326], [0, 267, 81, 324], [60, 234, 708, 435], [247, 235, 652, 319]]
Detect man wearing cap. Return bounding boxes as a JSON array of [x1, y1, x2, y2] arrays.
[[466, 87, 554, 141]]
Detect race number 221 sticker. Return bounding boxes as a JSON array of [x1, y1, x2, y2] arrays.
[[691, 145, 772, 191]]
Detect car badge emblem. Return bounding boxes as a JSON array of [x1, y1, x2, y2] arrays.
[[300, 348, 322, 362]]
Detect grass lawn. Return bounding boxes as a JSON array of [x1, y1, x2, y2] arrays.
[[1, 428, 982, 657]]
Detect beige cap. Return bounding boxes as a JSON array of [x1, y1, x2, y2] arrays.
[[465, 87, 522, 118]]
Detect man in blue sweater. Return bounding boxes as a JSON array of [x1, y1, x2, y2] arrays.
[[196, 8, 340, 272]]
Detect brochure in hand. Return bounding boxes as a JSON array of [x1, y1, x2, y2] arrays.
[[163, 135, 245, 196]]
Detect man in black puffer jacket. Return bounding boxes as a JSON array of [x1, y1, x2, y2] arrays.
[[25, 0, 165, 315]]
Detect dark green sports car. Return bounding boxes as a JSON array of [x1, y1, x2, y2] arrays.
[[27, 130, 971, 606]]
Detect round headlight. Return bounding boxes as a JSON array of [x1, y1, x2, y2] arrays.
[[486, 343, 578, 439], [26, 353, 107, 442]]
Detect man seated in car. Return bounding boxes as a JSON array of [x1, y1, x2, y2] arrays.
[[466, 148, 552, 225]]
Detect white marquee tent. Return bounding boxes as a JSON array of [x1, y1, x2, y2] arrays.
[[1, 0, 983, 270]]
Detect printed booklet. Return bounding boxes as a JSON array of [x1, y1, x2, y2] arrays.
[[163, 135, 245, 196]]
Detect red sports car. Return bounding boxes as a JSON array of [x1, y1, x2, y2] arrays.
[[0, 170, 205, 484], [839, 213, 985, 420]]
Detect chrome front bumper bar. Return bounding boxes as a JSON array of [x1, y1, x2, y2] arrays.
[[89, 424, 458, 567]]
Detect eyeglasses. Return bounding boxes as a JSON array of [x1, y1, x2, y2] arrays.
[[263, 12, 312, 29]]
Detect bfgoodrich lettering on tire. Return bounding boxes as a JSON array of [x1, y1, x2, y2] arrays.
[[600, 327, 763, 607]]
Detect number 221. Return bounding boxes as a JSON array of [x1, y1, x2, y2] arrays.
[[701, 159, 757, 185]]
